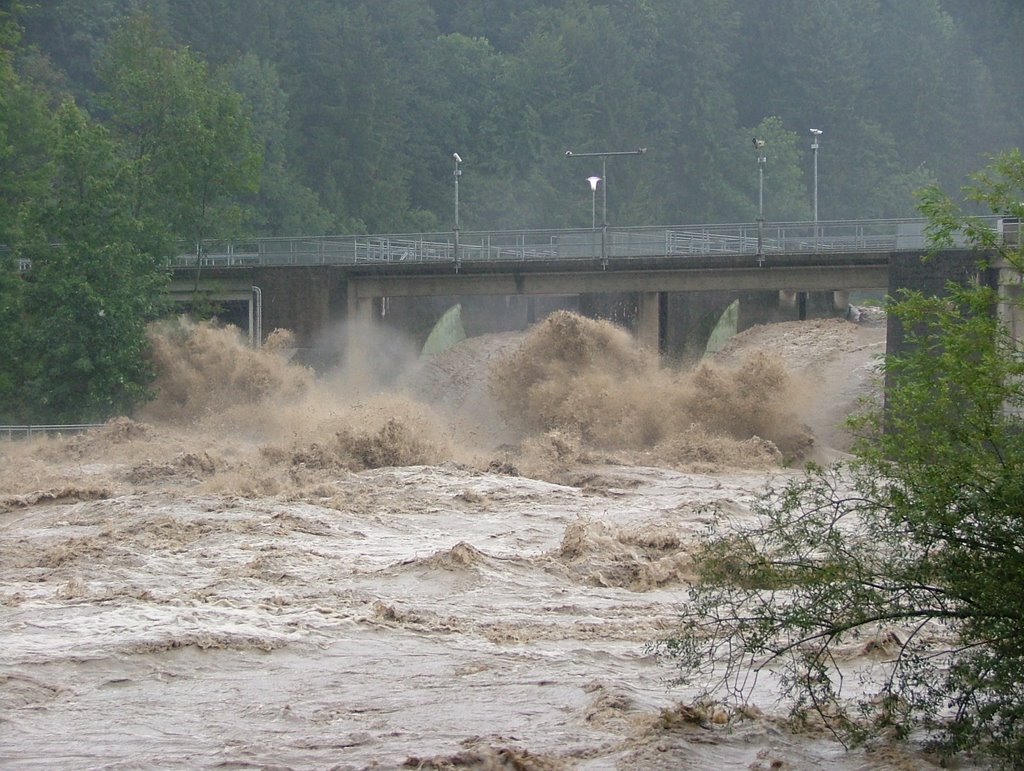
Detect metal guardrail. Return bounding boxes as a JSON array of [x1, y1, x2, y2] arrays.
[[169, 217, 1000, 269], [0, 424, 105, 439], [10, 217, 1004, 273]]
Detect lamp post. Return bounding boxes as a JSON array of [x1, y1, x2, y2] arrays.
[[587, 176, 601, 229], [753, 138, 766, 262], [452, 152, 462, 267], [565, 148, 646, 266], [810, 129, 821, 225]]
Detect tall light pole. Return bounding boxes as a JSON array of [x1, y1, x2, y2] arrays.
[[753, 138, 766, 262], [452, 152, 462, 266], [565, 148, 646, 265], [587, 176, 601, 229], [810, 129, 821, 225], [452, 152, 462, 229]]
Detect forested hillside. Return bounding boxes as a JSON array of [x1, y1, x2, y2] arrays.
[[10, 0, 1023, 237]]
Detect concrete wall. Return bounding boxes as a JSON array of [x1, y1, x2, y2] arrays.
[[885, 250, 991, 360]]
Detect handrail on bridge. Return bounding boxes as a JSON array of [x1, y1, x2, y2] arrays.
[[169, 217, 1001, 269], [9, 217, 1006, 273]]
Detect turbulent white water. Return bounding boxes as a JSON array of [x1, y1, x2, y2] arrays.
[[1, 313, 962, 769]]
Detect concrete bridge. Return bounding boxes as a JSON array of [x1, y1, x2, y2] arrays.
[[168, 218, 1003, 357]]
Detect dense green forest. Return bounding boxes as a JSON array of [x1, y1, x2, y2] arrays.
[[9, 0, 1024, 236], [1, 0, 1022, 422]]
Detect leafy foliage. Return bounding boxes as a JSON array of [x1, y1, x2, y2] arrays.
[[4, 102, 169, 423], [14, 1, 1024, 232], [97, 13, 261, 247], [223, 52, 334, 236], [654, 152, 1024, 765], [0, 7, 264, 423]]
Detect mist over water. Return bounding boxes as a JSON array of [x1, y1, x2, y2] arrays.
[[1, 310, 946, 771]]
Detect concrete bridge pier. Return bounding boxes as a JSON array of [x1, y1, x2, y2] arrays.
[[347, 282, 376, 325], [344, 282, 381, 377], [636, 291, 663, 352], [997, 259, 1024, 343], [996, 225, 1022, 344], [833, 290, 851, 314]]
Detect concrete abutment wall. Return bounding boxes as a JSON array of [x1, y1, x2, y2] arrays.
[[885, 250, 989, 363]]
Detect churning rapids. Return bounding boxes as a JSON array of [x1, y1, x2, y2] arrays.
[[1, 311, 959, 769]]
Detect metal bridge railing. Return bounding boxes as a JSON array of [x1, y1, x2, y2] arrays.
[[0, 424, 105, 440], [7, 217, 1007, 274], [160, 216, 1003, 270]]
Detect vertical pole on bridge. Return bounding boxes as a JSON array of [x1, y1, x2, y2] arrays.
[[754, 138, 766, 266], [601, 156, 608, 269], [453, 152, 462, 272], [811, 129, 822, 248]]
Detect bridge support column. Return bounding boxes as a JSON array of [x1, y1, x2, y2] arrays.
[[354, 297, 375, 323], [344, 282, 382, 382], [833, 290, 850, 314], [998, 259, 1024, 343], [637, 291, 661, 352], [346, 280, 377, 325]]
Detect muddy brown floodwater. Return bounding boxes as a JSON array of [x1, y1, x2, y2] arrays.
[[1, 311, 965, 769]]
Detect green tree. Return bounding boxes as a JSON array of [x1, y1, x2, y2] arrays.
[[280, 1, 431, 233], [15, 1, 1023, 232], [97, 13, 261, 251], [223, 53, 334, 236], [405, 32, 505, 231], [0, 3, 51, 248], [5, 101, 169, 423], [18, 0, 150, 107], [0, 3, 56, 407], [640, 0, 744, 224], [655, 150, 1024, 766]]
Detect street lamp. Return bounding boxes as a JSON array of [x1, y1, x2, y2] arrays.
[[586, 176, 601, 229], [752, 138, 766, 219], [565, 148, 646, 266], [452, 152, 462, 229], [810, 129, 822, 225], [452, 152, 462, 266], [753, 138, 766, 261]]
